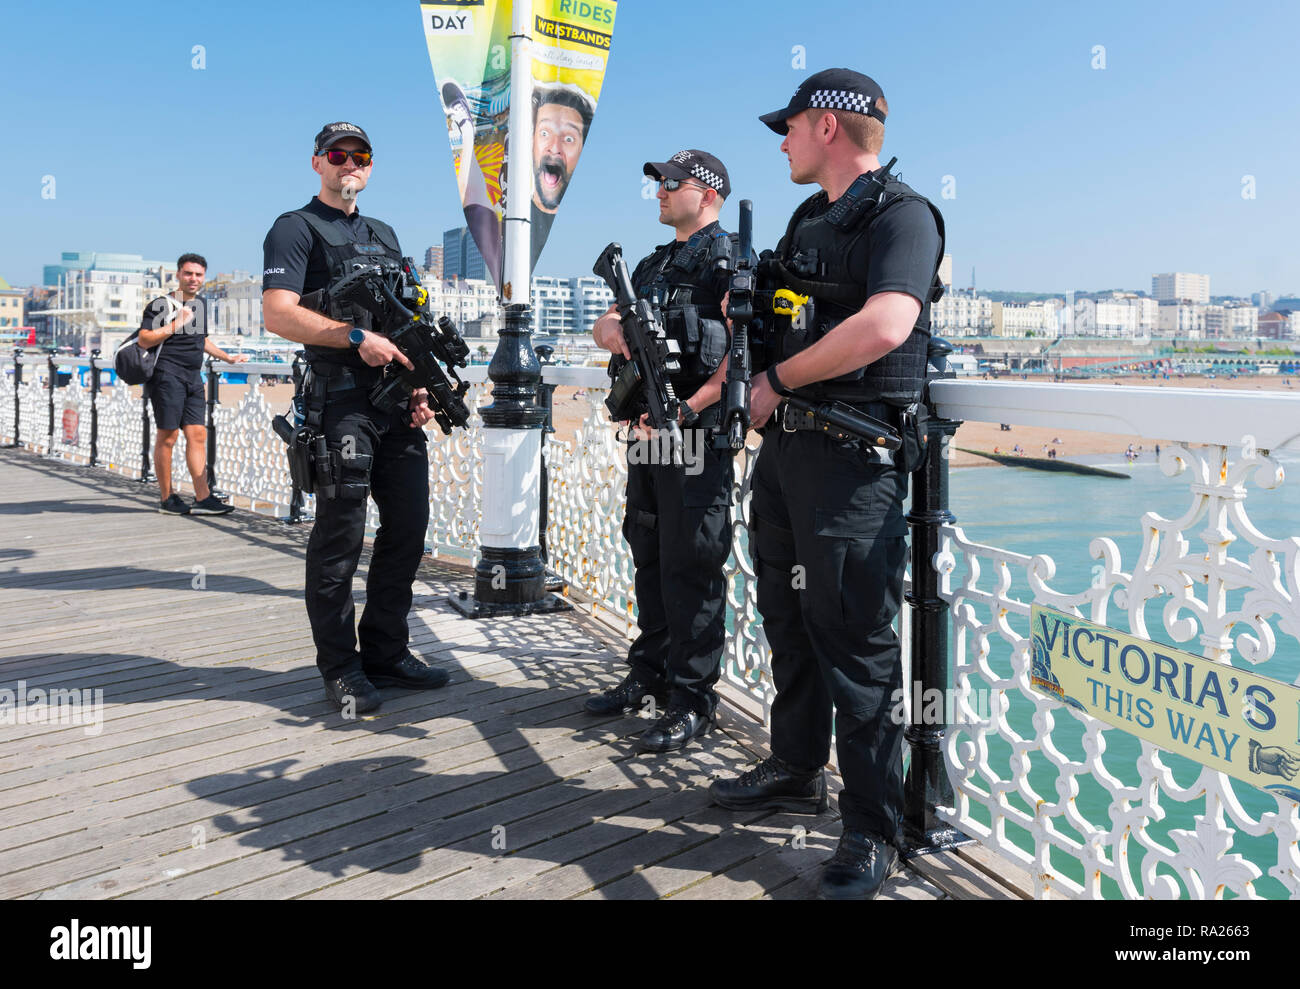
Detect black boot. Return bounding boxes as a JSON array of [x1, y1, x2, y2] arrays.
[[364, 653, 450, 690], [584, 673, 666, 715], [709, 754, 829, 813], [322, 670, 381, 714], [819, 830, 899, 900], [635, 704, 711, 753]]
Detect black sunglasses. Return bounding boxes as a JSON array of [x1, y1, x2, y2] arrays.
[[659, 177, 708, 193], [318, 149, 373, 167]]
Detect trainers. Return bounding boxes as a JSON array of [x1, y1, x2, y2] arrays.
[[323, 670, 381, 714], [635, 704, 712, 754], [709, 754, 829, 814], [584, 673, 667, 716], [819, 830, 899, 900], [190, 494, 234, 515], [159, 494, 190, 515], [364, 653, 450, 690]]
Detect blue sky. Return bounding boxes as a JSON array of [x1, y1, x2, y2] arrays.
[[3, 0, 1297, 297]]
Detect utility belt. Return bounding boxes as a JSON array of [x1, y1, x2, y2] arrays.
[[773, 398, 931, 472], [270, 360, 379, 500]]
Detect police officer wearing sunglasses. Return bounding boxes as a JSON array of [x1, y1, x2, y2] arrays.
[[706, 71, 945, 899], [585, 149, 739, 753], [261, 122, 450, 714]]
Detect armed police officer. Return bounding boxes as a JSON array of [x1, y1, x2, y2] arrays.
[[586, 149, 738, 753], [708, 71, 945, 899], [262, 122, 451, 715]]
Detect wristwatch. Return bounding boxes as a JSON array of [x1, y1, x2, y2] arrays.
[[348, 328, 366, 350], [680, 400, 700, 427]]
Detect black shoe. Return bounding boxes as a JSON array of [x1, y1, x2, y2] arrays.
[[323, 670, 381, 714], [190, 494, 234, 515], [159, 494, 190, 515], [635, 704, 712, 753], [584, 673, 666, 715], [819, 830, 899, 900], [709, 754, 829, 814], [364, 653, 450, 690]]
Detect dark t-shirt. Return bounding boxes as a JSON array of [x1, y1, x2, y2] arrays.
[[782, 191, 941, 315], [262, 197, 403, 368], [140, 295, 207, 376]]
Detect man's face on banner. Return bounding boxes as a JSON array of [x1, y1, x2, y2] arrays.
[[533, 102, 585, 213]]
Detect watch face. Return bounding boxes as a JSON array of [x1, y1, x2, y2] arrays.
[[349, 329, 365, 348]]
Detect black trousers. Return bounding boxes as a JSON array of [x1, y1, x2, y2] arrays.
[[622, 430, 735, 717], [304, 389, 430, 680], [750, 427, 909, 843]]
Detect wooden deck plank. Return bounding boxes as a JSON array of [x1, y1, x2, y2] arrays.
[[0, 447, 1021, 901]]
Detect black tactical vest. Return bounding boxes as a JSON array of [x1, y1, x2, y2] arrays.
[[282, 205, 403, 368], [632, 222, 735, 393], [767, 173, 945, 407]]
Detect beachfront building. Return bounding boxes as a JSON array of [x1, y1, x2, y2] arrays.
[[1070, 294, 1158, 338], [531, 276, 614, 336], [932, 289, 994, 336], [0, 278, 25, 342], [1152, 271, 1210, 304], [991, 300, 1057, 337], [532, 277, 576, 336], [1204, 303, 1259, 339], [1157, 300, 1206, 339]]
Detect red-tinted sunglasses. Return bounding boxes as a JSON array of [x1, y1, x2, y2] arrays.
[[318, 149, 373, 167]]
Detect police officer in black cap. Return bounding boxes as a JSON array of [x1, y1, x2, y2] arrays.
[[262, 122, 451, 714], [585, 149, 739, 753], [708, 71, 945, 898]]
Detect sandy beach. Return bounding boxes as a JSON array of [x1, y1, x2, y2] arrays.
[[217, 372, 1296, 469]]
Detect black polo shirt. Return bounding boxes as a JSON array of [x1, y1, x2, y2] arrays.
[[140, 295, 208, 376], [262, 196, 403, 367]]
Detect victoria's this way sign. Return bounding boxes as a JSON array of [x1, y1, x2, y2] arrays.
[[1030, 605, 1300, 802]]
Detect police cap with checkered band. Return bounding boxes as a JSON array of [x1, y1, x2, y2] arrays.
[[642, 149, 730, 200], [759, 68, 887, 135]]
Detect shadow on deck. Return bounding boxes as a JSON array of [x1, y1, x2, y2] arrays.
[[0, 447, 1020, 900]]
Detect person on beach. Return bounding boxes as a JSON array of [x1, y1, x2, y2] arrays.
[[139, 253, 247, 515]]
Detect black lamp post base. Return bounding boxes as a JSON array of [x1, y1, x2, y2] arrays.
[[447, 588, 572, 619]]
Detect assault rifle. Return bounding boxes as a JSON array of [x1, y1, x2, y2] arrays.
[[303, 258, 471, 435], [715, 199, 755, 451], [593, 242, 684, 465]]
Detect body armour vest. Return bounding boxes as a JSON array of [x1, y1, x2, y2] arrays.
[[767, 173, 946, 407], [632, 222, 736, 395], [283, 206, 403, 369]]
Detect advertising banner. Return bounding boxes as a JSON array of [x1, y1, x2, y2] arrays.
[[419, 0, 617, 287]]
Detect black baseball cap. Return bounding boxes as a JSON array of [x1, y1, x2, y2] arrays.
[[759, 69, 887, 135], [642, 149, 730, 199], [313, 121, 372, 154]]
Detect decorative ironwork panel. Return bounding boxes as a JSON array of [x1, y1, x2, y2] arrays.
[[940, 441, 1300, 899]]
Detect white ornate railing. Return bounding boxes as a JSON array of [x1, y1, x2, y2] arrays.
[[6, 351, 1300, 899], [929, 380, 1300, 899]]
